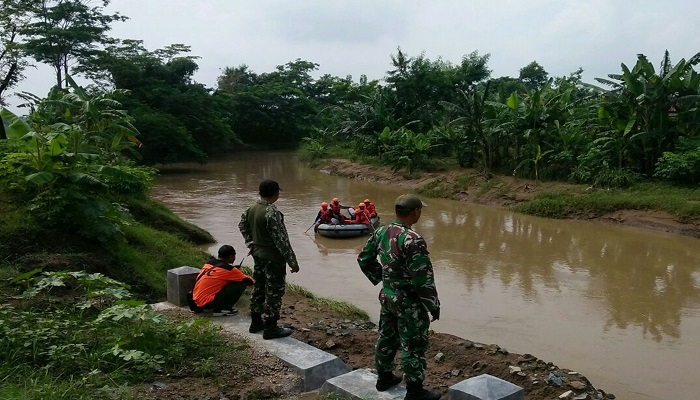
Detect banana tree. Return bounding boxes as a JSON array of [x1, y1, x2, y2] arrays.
[[595, 51, 700, 176], [0, 82, 150, 239], [440, 82, 493, 168], [378, 127, 435, 174], [483, 78, 577, 178], [513, 144, 552, 181]]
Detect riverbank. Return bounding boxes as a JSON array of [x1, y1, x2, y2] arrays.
[[319, 158, 700, 238], [135, 287, 612, 400]]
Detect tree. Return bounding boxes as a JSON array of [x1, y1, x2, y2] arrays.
[[1, 0, 32, 106], [0, 0, 33, 139], [519, 61, 549, 90], [83, 40, 239, 164], [21, 0, 126, 89], [217, 59, 320, 148], [595, 51, 700, 176], [385, 48, 490, 133]]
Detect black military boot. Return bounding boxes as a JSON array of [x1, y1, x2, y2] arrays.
[[249, 313, 265, 333], [404, 380, 441, 400], [375, 370, 403, 391], [262, 318, 292, 340]]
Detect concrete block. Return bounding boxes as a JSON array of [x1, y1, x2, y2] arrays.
[[216, 315, 351, 390], [449, 374, 524, 400], [166, 266, 200, 306], [321, 368, 405, 400]]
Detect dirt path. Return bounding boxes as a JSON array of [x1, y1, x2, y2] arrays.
[[142, 291, 614, 400], [321, 158, 700, 238]]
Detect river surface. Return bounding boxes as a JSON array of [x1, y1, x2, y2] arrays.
[[151, 152, 700, 400]]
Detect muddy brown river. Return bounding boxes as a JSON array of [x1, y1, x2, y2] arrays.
[[151, 152, 700, 400]]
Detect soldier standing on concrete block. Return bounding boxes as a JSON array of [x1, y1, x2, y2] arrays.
[[357, 193, 441, 400], [239, 179, 300, 340]]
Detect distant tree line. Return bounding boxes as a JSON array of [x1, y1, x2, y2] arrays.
[[1, 1, 699, 185]]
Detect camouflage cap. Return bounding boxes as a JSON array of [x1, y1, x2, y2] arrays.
[[394, 194, 427, 210]]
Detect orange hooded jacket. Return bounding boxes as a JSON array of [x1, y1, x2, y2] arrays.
[[192, 259, 254, 307]]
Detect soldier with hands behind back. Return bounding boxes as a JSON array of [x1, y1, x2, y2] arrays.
[[239, 180, 300, 340]]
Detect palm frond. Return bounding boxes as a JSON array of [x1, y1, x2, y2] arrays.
[[594, 78, 622, 89]]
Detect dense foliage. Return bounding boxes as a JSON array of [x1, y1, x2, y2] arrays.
[[1, 75, 152, 240], [294, 50, 699, 187], [0, 270, 236, 399], [4, 3, 698, 185]]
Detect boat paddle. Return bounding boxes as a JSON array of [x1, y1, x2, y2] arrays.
[[304, 217, 321, 234], [362, 210, 376, 233]]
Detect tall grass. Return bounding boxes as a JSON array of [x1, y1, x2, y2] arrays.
[[286, 283, 369, 320]]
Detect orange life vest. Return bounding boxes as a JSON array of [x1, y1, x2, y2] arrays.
[[364, 202, 377, 217], [355, 207, 370, 224], [318, 207, 333, 223], [330, 201, 341, 214]]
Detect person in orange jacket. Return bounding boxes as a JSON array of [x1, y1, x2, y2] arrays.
[[363, 198, 377, 218], [191, 245, 254, 315], [316, 202, 334, 224], [352, 202, 371, 225], [330, 197, 350, 221]]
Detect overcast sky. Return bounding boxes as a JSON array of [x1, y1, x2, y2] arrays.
[[7, 0, 700, 107]]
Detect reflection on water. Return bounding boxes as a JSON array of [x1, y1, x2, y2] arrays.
[[151, 152, 700, 400], [418, 202, 700, 344]]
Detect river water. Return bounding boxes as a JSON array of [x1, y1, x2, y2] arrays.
[[151, 152, 700, 400]]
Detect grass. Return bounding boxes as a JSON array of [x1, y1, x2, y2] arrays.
[[0, 189, 42, 262], [287, 283, 370, 321], [0, 270, 245, 400], [416, 180, 451, 198], [0, 185, 213, 299], [478, 177, 503, 195], [104, 223, 210, 297], [418, 173, 477, 198], [513, 182, 700, 221], [455, 173, 475, 190], [126, 197, 214, 244]]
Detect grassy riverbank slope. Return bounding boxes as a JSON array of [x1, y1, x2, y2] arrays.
[[0, 193, 213, 299], [318, 158, 700, 238]]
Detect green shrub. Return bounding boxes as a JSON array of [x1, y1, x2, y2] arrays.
[[100, 164, 158, 195], [298, 138, 329, 161], [654, 148, 700, 184], [512, 195, 570, 218], [0, 271, 235, 399]]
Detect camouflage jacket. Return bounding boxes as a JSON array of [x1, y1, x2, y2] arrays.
[[239, 200, 299, 268], [357, 220, 440, 313]]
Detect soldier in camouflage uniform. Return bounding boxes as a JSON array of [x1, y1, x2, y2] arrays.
[[357, 194, 441, 400], [239, 180, 300, 340]]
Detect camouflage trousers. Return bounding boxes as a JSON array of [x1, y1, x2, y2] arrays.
[[249, 257, 287, 321], [375, 296, 430, 384]]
